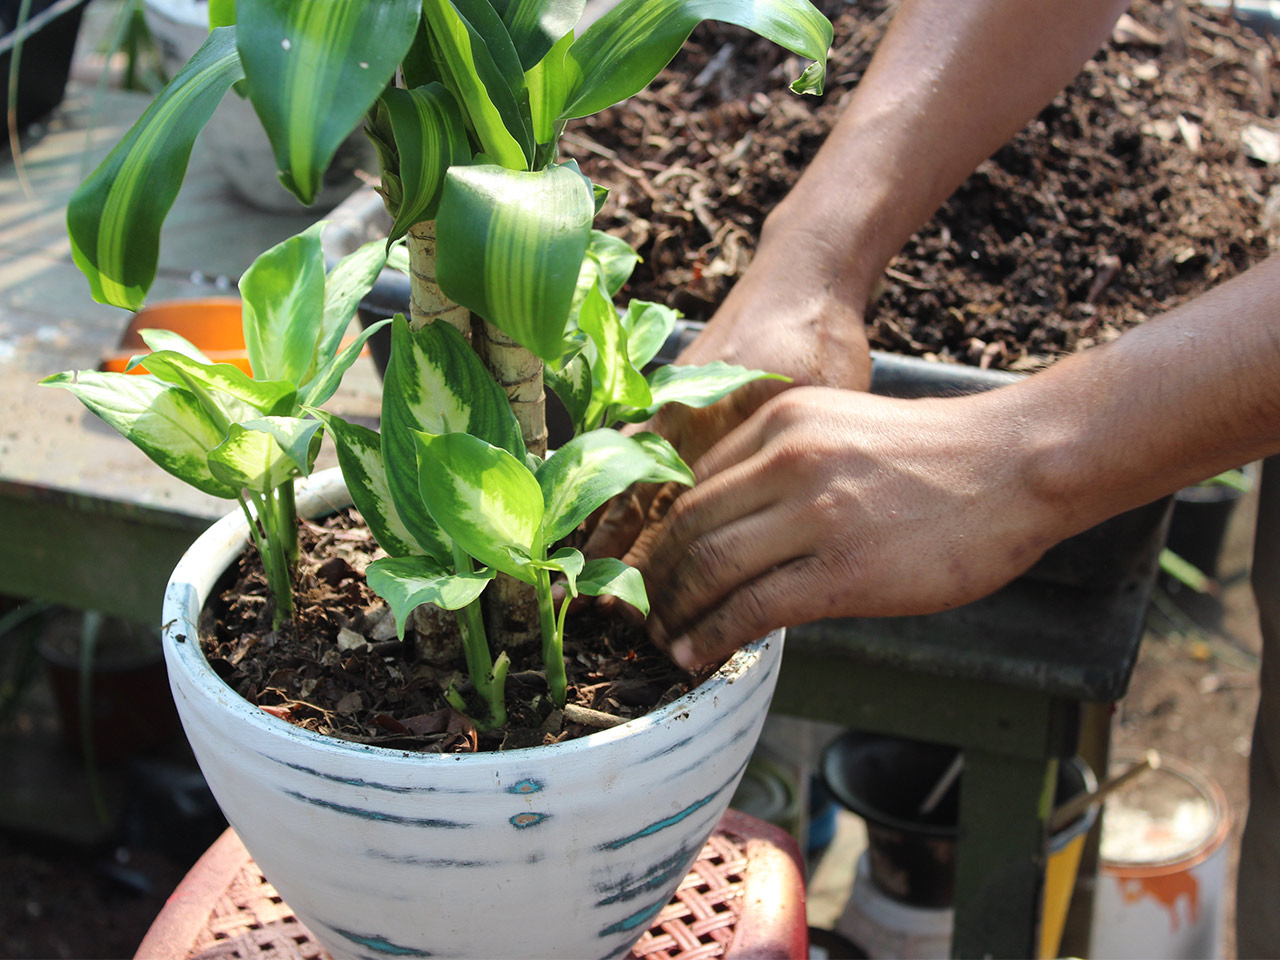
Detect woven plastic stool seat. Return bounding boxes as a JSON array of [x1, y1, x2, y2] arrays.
[[135, 808, 807, 960]]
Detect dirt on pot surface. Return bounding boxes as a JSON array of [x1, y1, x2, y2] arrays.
[[200, 511, 698, 752]]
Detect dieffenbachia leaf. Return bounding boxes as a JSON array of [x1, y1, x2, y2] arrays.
[[310, 411, 439, 561], [318, 235, 391, 365], [526, 29, 572, 145], [299, 317, 393, 409], [238, 416, 324, 476], [420, 0, 531, 170], [376, 84, 471, 243], [124, 351, 297, 429], [561, 0, 831, 119], [207, 423, 298, 494], [236, 0, 421, 204], [40, 371, 239, 498], [209, 0, 235, 27], [382, 317, 523, 562], [436, 162, 595, 363], [366, 556, 495, 640], [414, 431, 544, 584], [591, 231, 641, 298], [578, 275, 651, 429], [240, 223, 326, 385], [622, 300, 679, 369], [493, 0, 584, 70], [536, 429, 693, 544], [138, 329, 213, 366], [576, 557, 649, 616], [543, 353, 590, 436], [615, 362, 791, 423], [539, 546, 585, 595], [66, 27, 244, 310]]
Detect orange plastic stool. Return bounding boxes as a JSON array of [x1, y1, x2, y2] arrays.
[[135, 808, 808, 960]]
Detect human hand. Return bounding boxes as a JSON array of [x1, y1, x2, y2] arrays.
[[626, 385, 1073, 669]]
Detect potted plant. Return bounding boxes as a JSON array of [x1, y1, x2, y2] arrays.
[[46, 2, 832, 957]]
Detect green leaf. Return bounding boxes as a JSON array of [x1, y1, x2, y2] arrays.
[[497, 0, 584, 70], [590, 231, 641, 297], [630, 431, 697, 486], [577, 557, 649, 616], [543, 353, 591, 435], [366, 556, 495, 640], [66, 28, 244, 310], [1158, 548, 1213, 594], [125, 351, 297, 426], [421, 0, 531, 170], [137, 329, 213, 366], [299, 317, 393, 409], [209, 0, 235, 27], [382, 317, 523, 563], [578, 275, 651, 428], [238, 416, 324, 476], [536, 429, 693, 544], [318, 235, 391, 366], [622, 300, 678, 369], [376, 84, 471, 243], [240, 223, 326, 385], [40, 372, 238, 499], [435, 162, 595, 362], [539, 546, 585, 595], [562, 0, 831, 119], [237, 0, 421, 204], [208, 423, 298, 494], [526, 29, 572, 144], [414, 432, 545, 584], [310, 411, 439, 561], [616, 362, 789, 422]]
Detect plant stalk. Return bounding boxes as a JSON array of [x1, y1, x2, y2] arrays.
[[451, 544, 506, 726], [407, 220, 471, 337], [536, 568, 566, 708]]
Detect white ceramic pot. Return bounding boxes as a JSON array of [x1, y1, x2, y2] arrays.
[[162, 468, 784, 960]]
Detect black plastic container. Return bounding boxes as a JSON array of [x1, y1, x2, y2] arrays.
[[0, 0, 88, 142]]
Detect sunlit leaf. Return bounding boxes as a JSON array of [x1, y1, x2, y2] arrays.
[[208, 423, 297, 494], [366, 556, 495, 639], [577, 557, 649, 616], [238, 416, 324, 476], [240, 223, 326, 385], [615, 362, 789, 422]]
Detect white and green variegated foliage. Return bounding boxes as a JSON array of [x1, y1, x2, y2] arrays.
[[546, 234, 791, 433], [42, 225, 392, 618], [66, 0, 831, 364]]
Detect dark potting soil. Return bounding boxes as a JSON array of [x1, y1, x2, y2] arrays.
[[199, 511, 698, 753], [565, 0, 1280, 371]]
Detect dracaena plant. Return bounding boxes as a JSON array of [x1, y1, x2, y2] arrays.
[[42, 226, 392, 623]]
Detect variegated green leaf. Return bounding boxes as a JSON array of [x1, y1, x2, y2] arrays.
[[138, 329, 213, 365], [493, 0, 583, 70], [317, 235, 391, 365], [40, 371, 238, 498], [240, 223, 326, 385], [238, 417, 323, 476], [590, 231, 641, 297], [237, 0, 421, 204], [615, 362, 790, 422], [377, 84, 471, 243], [577, 558, 649, 616], [420, 0, 531, 170], [543, 353, 591, 436], [299, 317, 393, 409], [414, 431, 544, 584], [539, 546, 585, 595], [622, 300, 679, 369], [578, 275, 651, 428], [208, 423, 298, 494], [526, 29, 572, 145], [435, 162, 595, 362], [366, 556, 495, 640], [125, 351, 296, 420], [382, 317, 523, 564], [536, 429, 693, 544], [209, 0, 235, 27], [562, 0, 831, 119], [631, 431, 697, 485], [311, 411, 441, 561], [66, 28, 244, 310]]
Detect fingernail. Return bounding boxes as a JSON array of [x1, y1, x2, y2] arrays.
[[670, 637, 697, 671]]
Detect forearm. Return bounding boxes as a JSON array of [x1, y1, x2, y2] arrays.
[[999, 256, 1280, 541], [759, 0, 1130, 305]]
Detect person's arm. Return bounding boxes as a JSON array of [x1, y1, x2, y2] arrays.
[[633, 257, 1280, 668], [585, 0, 1130, 555]]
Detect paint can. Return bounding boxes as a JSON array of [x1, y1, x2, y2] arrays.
[[1090, 753, 1231, 959], [837, 850, 954, 959]]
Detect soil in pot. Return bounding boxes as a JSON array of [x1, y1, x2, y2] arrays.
[[199, 510, 700, 753]]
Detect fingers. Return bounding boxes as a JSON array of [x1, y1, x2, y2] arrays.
[[665, 555, 833, 669]]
